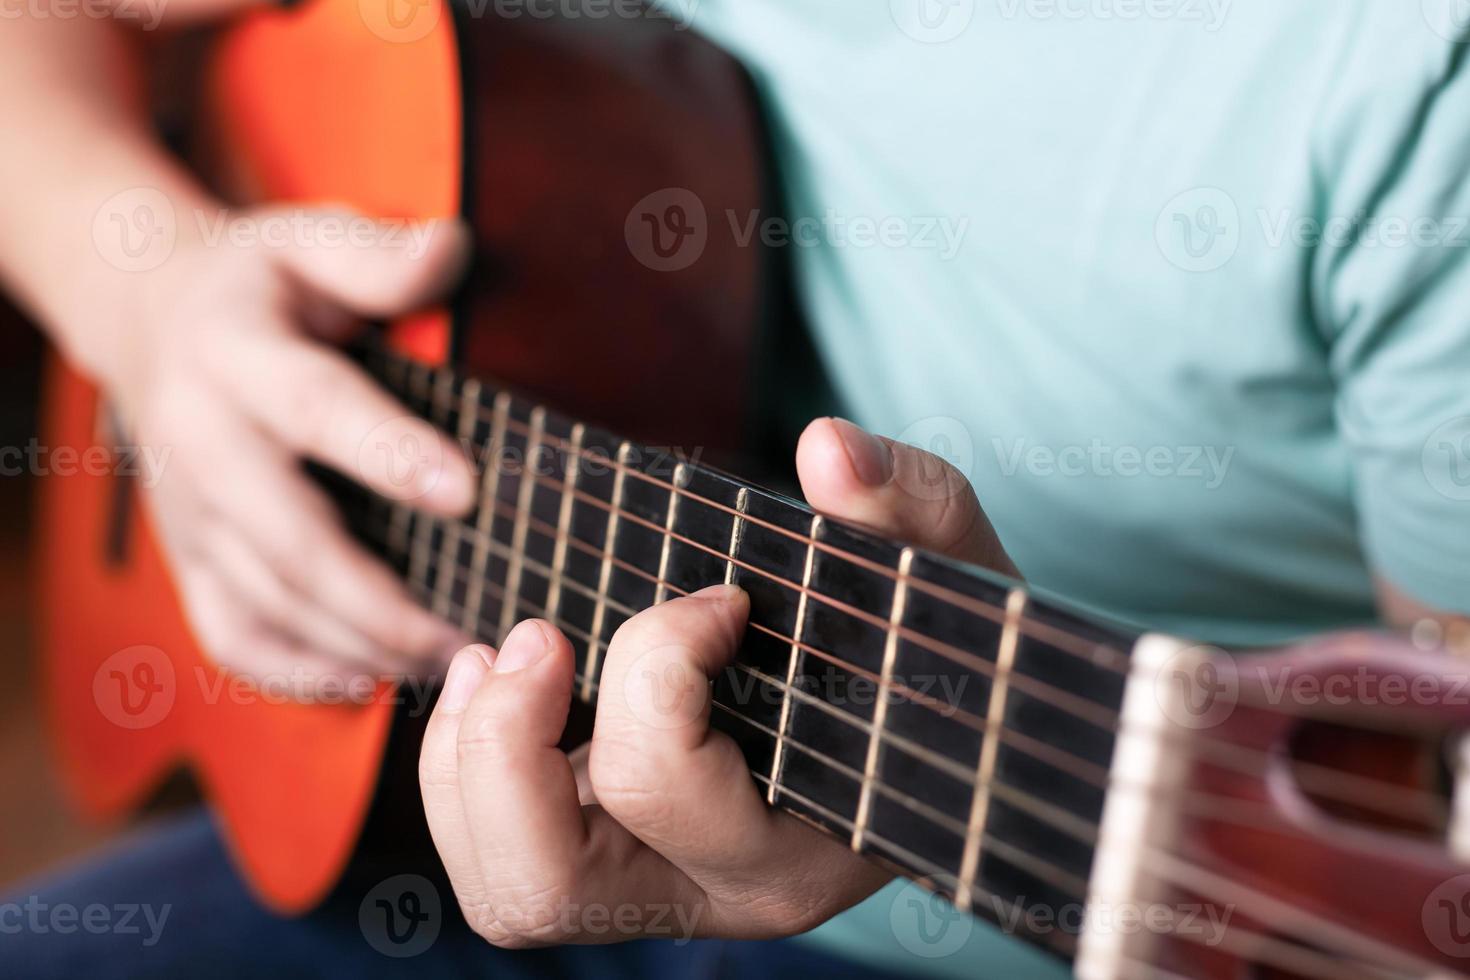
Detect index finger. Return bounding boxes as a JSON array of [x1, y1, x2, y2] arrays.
[[209, 326, 476, 516]]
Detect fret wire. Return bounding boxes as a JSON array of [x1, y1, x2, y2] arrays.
[[852, 547, 914, 852], [529, 469, 1119, 735], [725, 488, 749, 586], [485, 410, 1128, 672], [360, 492, 1116, 795], [371, 359, 1129, 727], [498, 407, 546, 645], [462, 391, 511, 634], [768, 514, 822, 807], [957, 588, 1027, 912], [343, 477, 1445, 973], [544, 423, 586, 623], [372, 353, 1121, 677], [583, 442, 632, 702], [434, 378, 483, 619], [385, 357, 414, 558], [380, 512, 1078, 801], [362, 355, 1439, 831], [364, 515, 1385, 897], [740, 767, 1081, 959], [713, 701, 1090, 901], [653, 463, 686, 604], [406, 363, 451, 594], [420, 559, 1371, 974]]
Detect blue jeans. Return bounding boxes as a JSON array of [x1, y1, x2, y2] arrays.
[[1, 809, 905, 979]]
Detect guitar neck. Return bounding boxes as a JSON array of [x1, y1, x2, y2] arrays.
[[335, 345, 1142, 965]]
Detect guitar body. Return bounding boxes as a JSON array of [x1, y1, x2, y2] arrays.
[[40, 0, 768, 913]]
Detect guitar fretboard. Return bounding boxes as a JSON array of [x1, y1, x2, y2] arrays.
[[334, 345, 1139, 963]]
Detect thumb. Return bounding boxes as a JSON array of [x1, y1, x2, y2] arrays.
[[795, 417, 1018, 577], [265, 206, 471, 321]]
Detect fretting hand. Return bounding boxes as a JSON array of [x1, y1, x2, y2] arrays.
[[419, 417, 1015, 945]]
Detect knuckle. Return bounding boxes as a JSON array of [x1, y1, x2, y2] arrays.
[[587, 737, 671, 825]]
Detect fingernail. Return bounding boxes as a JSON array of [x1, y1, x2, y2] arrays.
[[691, 584, 744, 604], [495, 620, 552, 673], [439, 645, 492, 711], [831, 418, 893, 487]]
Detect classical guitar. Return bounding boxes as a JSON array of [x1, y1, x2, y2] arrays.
[[37, 2, 1470, 978]]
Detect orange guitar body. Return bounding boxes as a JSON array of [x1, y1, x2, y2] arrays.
[[39, 0, 767, 913]]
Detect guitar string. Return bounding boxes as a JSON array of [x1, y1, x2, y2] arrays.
[[356, 457, 1446, 830], [355, 500, 1442, 849], [341, 465, 1446, 829], [352, 357, 1434, 975], [359, 510, 1428, 979], [374, 346, 1121, 667], [389, 546, 1415, 978]]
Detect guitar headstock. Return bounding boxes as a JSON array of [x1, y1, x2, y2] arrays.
[[1078, 631, 1470, 979]]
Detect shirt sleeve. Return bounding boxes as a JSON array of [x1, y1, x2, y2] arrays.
[[1316, 24, 1470, 615]]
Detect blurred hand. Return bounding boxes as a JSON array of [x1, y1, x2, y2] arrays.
[[101, 205, 477, 697], [419, 418, 1015, 945]]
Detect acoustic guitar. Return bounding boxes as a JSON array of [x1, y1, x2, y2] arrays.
[[37, 1, 1470, 977]]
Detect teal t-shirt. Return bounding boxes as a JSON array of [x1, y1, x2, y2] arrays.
[[653, 1, 1470, 976]]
